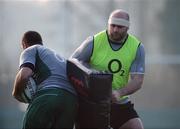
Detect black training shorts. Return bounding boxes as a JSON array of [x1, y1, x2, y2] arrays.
[[110, 102, 139, 129]]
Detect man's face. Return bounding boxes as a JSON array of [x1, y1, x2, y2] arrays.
[[108, 24, 128, 42]]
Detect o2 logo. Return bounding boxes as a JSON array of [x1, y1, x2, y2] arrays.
[[108, 59, 125, 76]]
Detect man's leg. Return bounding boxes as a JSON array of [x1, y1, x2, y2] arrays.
[[53, 90, 78, 129], [22, 99, 53, 129], [110, 102, 143, 129], [23, 89, 78, 129], [119, 118, 144, 129]]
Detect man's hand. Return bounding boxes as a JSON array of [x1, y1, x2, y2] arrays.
[[111, 90, 121, 103]]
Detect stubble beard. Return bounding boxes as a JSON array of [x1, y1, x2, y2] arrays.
[[110, 32, 125, 42]]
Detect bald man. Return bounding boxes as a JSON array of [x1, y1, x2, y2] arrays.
[[71, 9, 145, 129]]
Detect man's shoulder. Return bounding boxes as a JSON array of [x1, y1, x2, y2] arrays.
[[86, 36, 94, 41], [82, 36, 94, 46]]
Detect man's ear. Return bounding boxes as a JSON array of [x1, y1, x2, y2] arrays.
[[22, 42, 25, 49], [22, 41, 28, 49]]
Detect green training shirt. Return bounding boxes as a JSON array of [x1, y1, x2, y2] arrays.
[[90, 30, 140, 98]]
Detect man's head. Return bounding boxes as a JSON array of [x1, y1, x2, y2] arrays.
[[108, 9, 130, 43], [22, 31, 43, 49]]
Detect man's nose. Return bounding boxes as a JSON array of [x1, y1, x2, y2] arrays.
[[113, 26, 119, 32]]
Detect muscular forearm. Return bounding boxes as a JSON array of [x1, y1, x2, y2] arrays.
[[112, 74, 144, 102], [12, 67, 33, 102], [12, 72, 27, 99], [120, 74, 144, 96], [119, 77, 143, 97]]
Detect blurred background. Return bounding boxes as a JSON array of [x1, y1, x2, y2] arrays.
[[0, 0, 180, 128]]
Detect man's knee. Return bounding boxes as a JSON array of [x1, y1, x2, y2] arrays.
[[119, 118, 144, 129]]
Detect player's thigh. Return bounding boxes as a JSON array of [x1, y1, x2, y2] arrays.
[[54, 105, 77, 129], [119, 118, 144, 129], [22, 99, 53, 129], [54, 91, 78, 128]]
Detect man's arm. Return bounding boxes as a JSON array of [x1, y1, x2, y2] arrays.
[[12, 67, 33, 102], [112, 43, 145, 102], [70, 36, 93, 62], [112, 74, 144, 101]]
